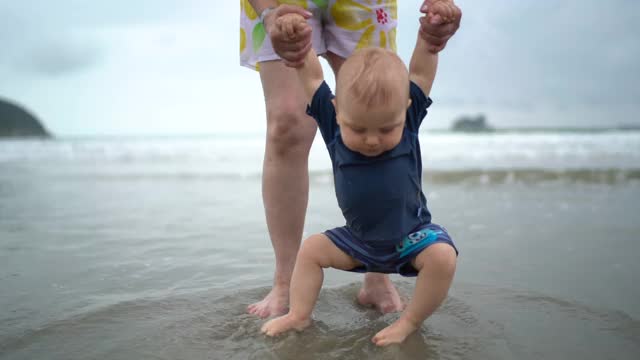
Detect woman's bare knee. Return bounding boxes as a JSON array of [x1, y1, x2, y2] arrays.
[[265, 103, 316, 156], [260, 61, 317, 156]]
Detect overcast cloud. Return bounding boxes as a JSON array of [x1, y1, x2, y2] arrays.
[[0, 0, 638, 135]]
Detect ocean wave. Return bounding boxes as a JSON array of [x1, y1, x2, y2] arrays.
[[310, 168, 640, 184], [1, 133, 639, 184], [420, 168, 640, 184], [3, 168, 638, 185]]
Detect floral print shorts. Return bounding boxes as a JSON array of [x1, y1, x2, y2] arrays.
[[240, 0, 398, 71]]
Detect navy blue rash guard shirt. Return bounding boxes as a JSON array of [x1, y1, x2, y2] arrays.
[[306, 80, 433, 247]]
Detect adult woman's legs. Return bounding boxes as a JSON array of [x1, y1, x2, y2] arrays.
[[247, 60, 318, 318]]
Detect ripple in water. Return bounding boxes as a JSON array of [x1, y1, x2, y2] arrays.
[[1, 283, 638, 360]]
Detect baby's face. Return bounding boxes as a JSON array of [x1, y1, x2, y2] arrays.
[[335, 96, 411, 157]]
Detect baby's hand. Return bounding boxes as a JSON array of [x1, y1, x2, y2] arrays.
[[276, 13, 309, 41], [426, 0, 459, 25], [419, 0, 461, 53]]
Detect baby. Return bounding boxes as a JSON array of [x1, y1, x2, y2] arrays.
[[261, 2, 460, 346]]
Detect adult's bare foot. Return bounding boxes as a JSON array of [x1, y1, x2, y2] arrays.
[[261, 313, 312, 337], [357, 273, 404, 314], [247, 285, 289, 318], [371, 317, 419, 346]]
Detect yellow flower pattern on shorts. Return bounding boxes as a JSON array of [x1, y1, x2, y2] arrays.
[[239, 0, 397, 70], [240, 28, 247, 52], [331, 0, 397, 51], [241, 0, 258, 20], [280, 0, 310, 9], [240, 1, 310, 57]]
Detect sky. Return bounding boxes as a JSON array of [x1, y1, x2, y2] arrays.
[[0, 0, 638, 136]]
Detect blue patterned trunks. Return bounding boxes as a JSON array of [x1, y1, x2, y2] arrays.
[[324, 223, 458, 277]]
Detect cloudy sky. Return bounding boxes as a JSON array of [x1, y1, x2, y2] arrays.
[[0, 0, 638, 136]]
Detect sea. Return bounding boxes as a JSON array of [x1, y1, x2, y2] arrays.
[[1, 130, 639, 359]]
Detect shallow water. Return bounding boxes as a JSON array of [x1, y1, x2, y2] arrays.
[[2, 283, 639, 360], [1, 135, 640, 359]]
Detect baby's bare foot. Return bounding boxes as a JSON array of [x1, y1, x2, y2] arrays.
[[371, 318, 419, 346], [357, 275, 404, 314], [261, 314, 312, 337], [247, 286, 289, 318]]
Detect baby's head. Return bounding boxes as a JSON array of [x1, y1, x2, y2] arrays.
[[333, 48, 411, 157]]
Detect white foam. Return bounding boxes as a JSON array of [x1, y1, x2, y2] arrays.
[[1, 131, 639, 176]]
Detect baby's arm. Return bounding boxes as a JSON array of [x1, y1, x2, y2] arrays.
[[409, 36, 438, 97], [410, 1, 458, 95], [275, 14, 324, 102]]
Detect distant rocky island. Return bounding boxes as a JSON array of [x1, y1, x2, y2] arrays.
[[451, 114, 493, 133], [0, 98, 51, 138]]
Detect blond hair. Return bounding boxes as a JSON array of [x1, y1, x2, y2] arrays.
[[335, 48, 409, 108]]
